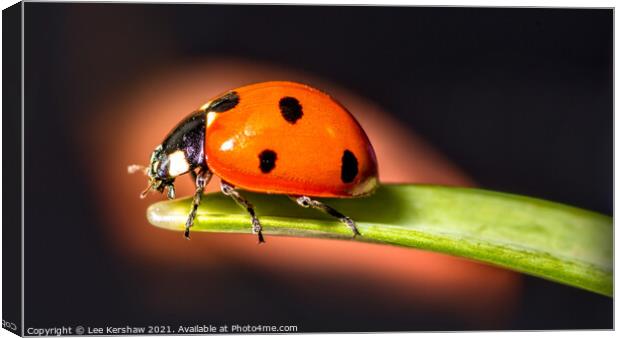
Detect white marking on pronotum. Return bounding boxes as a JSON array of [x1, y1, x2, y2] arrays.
[[206, 111, 217, 127], [168, 150, 190, 176]]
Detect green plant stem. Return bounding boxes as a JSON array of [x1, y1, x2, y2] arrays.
[[147, 184, 612, 297]]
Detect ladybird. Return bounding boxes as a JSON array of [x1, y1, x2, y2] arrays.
[[131, 81, 379, 243]]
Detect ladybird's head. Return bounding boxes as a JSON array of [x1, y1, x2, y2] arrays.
[[129, 110, 207, 200], [127, 145, 180, 199], [143, 144, 178, 199]]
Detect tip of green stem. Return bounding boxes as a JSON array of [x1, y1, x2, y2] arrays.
[[147, 184, 613, 297]]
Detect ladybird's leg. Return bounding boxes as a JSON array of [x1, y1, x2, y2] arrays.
[[167, 184, 176, 200], [220, 181, 264, 244], [184, 167, 213, 240], [289, 196, 361, 237]]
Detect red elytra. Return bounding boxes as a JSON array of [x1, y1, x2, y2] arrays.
[[204, 81, 379, 197]]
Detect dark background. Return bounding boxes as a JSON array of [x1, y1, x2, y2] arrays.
[[24, 3, 612, 331]]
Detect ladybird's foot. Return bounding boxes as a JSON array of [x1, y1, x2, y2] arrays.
[[251, 218, 265, 244], [184, 218, 193, 240], [343, 217, 362, 238]]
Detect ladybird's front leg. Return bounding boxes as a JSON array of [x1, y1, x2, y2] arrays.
[[167, 184, 176, 200], [289, 196, 361, 238], [220, 181, 265, 244], [184, 167, 213, 240]]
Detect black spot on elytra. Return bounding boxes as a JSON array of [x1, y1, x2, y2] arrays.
[[258, 150, 277, 173], [341, 150, 358, 183], [279, 96, 303, 124], [208, 91, 239, 112]]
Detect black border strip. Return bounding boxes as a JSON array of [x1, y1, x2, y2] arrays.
[[2, 1, 23, 337]]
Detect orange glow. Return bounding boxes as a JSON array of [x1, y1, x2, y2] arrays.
[[81, 58, 520, 327]]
